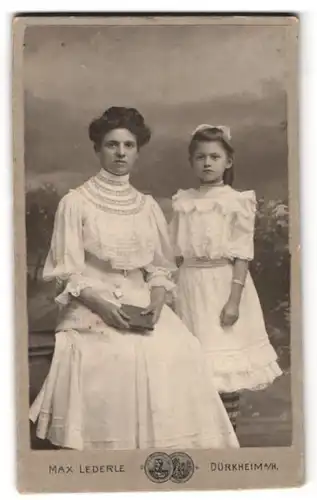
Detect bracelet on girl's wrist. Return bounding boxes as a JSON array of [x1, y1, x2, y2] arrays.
[[232, 278, 245, 287]]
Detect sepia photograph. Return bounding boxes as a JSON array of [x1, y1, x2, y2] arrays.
[[13, 15, 302, 492]]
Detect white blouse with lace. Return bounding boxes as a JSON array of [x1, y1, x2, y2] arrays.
[[169, 185, 256, 262], [43, 168, 176, 313]]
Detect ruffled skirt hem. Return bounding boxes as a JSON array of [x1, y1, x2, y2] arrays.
[[211, 361, 282, 393], [203, 341, 283, 392]]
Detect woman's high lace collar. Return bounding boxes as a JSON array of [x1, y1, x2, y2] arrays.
[[96, 168, 130, 188], [76, 168, 146, 215]]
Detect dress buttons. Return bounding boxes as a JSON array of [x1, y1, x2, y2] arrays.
[[113, 286, 123, 299]]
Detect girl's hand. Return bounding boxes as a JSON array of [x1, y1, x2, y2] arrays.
[[220, 299, 240, 328], [141, 286, 166, 326], [97, 300, 131, 330]]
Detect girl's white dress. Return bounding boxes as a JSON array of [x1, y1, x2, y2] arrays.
[[29, 169, 239, 451], [169, 185, 282, 394]]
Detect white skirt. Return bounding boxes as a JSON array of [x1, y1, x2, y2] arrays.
[[176, 265, 283, 393], [29, 273, 239, 451]]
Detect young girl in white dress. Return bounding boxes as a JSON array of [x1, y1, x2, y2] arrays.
[[169, 124, 283, 431], [29, 109, 239, 450]]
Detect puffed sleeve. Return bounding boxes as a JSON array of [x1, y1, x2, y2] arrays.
[[228, 190, 257, 261], [143, 197, 177, 292], [43, 191, 91, 306]]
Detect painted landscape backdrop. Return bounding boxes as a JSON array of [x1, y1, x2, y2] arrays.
[[26, 24, 291, 447]]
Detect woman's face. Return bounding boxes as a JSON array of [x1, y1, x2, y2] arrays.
[[190, 141, 232, 185], [97, 128, 139, 176]]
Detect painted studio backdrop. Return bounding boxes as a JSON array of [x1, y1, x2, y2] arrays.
[[25, 24, 290, 448]]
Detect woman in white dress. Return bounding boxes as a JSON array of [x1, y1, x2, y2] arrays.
[[29, 107, 239, 451]]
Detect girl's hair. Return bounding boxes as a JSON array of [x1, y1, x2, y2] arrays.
[[188, 127, 234, 186], [89, 106, 151, 151]]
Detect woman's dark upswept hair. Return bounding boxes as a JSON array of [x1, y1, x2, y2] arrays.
[[89, 106, 151, 151], [188, 127, 234, 186]]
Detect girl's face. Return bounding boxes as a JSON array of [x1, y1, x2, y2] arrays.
[[190, 140, 232, 185], [97, 128, 139, 176]]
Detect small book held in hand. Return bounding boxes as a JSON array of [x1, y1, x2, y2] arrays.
[[120, 304, 154, 332]]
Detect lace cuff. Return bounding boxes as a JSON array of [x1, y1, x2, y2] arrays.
[[145, 266, 176, 293], [227, 250, 254, 262], [55, 274, 120, 307], [148, 275, 176, 292]]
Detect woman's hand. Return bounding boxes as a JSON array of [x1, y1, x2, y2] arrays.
[[97, 301, 131, 330], [220, 299, 240, 328], [141, 286, 166, 326], [77, 288, 130, 330]]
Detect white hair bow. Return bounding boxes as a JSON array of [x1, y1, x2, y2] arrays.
[[191, 124, 232, 141]]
